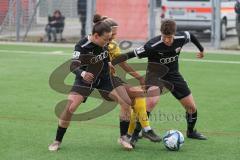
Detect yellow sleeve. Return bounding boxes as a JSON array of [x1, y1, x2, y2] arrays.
[[108, 41, 121, 61]]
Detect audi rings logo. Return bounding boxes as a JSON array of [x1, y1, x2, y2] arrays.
[[160, 55, 178, 64], [90, 51, 109, 64]]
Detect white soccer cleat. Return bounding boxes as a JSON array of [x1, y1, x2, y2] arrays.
[[48, 141, 61, 151], [118, 135, 133, 150]]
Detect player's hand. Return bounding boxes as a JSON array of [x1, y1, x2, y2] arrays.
[[109, 62, 116, 74], [138, 76, 145, 90], [83, 72, 94, 83], [196, 52, 204, 59]]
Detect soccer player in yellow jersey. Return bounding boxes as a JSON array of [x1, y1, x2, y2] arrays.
[[97, 15, 161, 148]]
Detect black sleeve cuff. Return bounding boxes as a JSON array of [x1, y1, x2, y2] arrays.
[[190, 33, 204, 52], [111, 51, 136, 66], [70, 60, 84, 76]]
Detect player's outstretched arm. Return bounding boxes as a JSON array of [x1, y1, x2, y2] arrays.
[[190, 33, 205, 59], [111, 50, 136, 66], [119, 61, 145, 86]]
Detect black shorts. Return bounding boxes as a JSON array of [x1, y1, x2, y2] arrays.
[[99, 76, 126, 101], [70, 75, 125, 102], [111, 76, 126, 87], [146, 72, 191, 100]]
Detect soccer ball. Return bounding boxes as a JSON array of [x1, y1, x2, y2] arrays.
[[163, 130, 184, 151]]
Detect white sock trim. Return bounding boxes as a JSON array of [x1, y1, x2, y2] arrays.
[[143, 126, 151, 132]]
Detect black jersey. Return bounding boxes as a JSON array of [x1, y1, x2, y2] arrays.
[[133, 31, 204, 73], [71, 36, 110, 80]]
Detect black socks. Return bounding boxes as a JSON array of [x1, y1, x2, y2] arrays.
[[120, 120, 130, 136], [55, 126, 67, 142], [186, 110, 197, 133]]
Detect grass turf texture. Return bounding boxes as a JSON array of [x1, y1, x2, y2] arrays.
[[0, 44, 240, 160]]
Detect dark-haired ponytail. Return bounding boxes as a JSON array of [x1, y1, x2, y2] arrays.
[[93, 14, 108, 24], [93, 14, 102, 23]]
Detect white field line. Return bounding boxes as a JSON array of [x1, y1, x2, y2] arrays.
[[0, 41, 74, 48], [1, 41, 240, 55], [0, 49, 240, 64], [0, 49, 69, 55], [180, 58, 240, 64]]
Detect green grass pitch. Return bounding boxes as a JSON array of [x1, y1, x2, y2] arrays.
[[0, 43, 240, 160]]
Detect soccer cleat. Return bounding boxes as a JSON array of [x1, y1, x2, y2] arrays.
[[118, 135, 133, 150], [187, 130, 207, 140], [130, 133, 139, 148], [138, 130, 143, 139], [48, 141, 61, 151], [142, 129, 162, 142]]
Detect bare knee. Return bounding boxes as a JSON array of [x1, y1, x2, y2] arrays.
[[147, 97, 159, 111], [67, 93, 84, 113], [68, 101, 81, 113]]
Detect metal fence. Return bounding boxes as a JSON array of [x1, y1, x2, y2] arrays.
[[0, 0, 239, 49], [0, 0, 161, 42], [0, 0, 82, 42]]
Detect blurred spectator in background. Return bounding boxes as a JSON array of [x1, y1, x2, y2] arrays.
[[235, 0, 240, 45], [77, 0, 87, 38], [45, 10, 65, 42], [156, 0, 162, 8]]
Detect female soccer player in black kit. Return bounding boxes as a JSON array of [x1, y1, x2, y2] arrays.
[[96, 15, 160, 149], [112, 19, 207, 147], [48, 17, 137, 151]]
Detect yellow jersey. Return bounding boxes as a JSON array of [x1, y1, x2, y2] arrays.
[[108, 40, 121, 61]]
